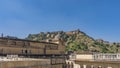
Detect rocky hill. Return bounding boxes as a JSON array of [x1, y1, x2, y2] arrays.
[[26, 29, 120, 53]]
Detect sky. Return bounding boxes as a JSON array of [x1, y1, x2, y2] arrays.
[[0, 0, 120, 42]]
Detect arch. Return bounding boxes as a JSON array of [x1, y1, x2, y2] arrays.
[[67, 62, 70, 68], [71, 62, 74, 68], [63, 62, 67, 68]]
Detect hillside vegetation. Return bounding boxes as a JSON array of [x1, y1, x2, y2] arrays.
[[26, 29, 120, 53]]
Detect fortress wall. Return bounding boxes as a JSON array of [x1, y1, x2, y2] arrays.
[[0, 60, 64, 68]]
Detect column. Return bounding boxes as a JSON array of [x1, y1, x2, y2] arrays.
[[91, 65, 94, 68], [74, 64, 81, 68], [83, 65, 87, 68]]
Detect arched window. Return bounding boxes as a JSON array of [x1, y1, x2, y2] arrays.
[[25, 50, 28, 54]]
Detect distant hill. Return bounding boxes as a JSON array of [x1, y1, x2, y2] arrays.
[[26, 29, 120, 53]]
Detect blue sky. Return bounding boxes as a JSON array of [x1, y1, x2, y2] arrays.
[[0, 0, 120, 42]]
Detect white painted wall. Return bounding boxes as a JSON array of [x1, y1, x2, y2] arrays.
[[76, 54, 93, 60]]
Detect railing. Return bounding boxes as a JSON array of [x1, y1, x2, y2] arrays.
[[69, 53, 120, 61], [93, 53, 120, 61]]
